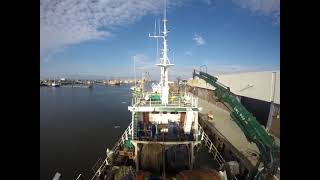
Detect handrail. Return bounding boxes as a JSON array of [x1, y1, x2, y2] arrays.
[[91, 157, 103, 173], [198, 124, 238, 180], [133, 99, 197, 107], [199, 65, 207, 73], [90, 122, 133, 180], [132, 91, 199, 108], [75, 174, 82, 180], [198, 124, 225, 167]]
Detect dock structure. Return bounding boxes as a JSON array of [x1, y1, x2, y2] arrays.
[[197, 98, 260, 171], [186, 78, 280, 179], [188, 70, 280, 139]]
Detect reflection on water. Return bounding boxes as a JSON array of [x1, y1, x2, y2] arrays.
[[40, 84, 132, 180]]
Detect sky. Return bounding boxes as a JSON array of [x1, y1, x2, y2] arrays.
[[40, 0, 280, 80]]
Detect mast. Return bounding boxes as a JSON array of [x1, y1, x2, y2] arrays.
[[149, 0, 174, 105]]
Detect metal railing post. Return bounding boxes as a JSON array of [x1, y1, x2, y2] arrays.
[[214, 150, 218, 160], [125, 130, 128, 140], [76, 174, 82, 180]]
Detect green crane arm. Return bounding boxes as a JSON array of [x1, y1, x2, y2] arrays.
[[193, 70, 279, 179]]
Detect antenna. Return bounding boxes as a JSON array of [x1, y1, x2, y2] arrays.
[[149, 18, 163, 64], [148, 0, 174, 105], [164, 0, 167, 21], [133, 56, 136, 87], [154, 19, 157, 35], [158, 18, 161, 63], [155, 19, 159, 64], [156, 36, 159, 64], [158, 19, 161, 35]]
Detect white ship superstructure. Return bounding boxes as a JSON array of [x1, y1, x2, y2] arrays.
[[87, 1, 227, 180], [127, 2, 202, 172]]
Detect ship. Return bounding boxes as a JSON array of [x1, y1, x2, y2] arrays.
[[86, 3, 226, 180], [55, 1, 280, 179], [51, 79, 60, 87], [108, 80, 121, 86]]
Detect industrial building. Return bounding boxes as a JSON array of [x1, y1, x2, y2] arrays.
[[188, 70, 280, 139]]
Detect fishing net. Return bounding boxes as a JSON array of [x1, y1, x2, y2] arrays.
[[140, 144, 163, 172], [113, 166, 134, 180]]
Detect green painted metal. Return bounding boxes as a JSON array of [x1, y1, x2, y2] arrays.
[[132, 112, 138, 139], [123, 140, 133, 150], [193, 70, 280, 180], [150, 94, 161, 101]]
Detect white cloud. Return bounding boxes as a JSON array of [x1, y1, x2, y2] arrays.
[[185, 51, 192, 56], [193, 33, 206, 46], [40, 0, 182, 59], [233, 0, 280, 23]]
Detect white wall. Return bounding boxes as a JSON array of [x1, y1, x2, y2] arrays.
[[149, 112, 197, 133], [188, 71, 280, 104], [187, 78, 215, 90], [273, 72, 280, 104], [217, 71, 280, 104], [149, 113, 180, 124]]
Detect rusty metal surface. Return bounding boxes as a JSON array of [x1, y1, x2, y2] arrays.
[[177, 169, 220, 180]]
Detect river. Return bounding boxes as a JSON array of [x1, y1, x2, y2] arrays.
[[40, 84, 132, 180]]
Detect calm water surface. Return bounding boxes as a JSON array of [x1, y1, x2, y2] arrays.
[[40, 84, 132, 180], [40, 83, 220, 180]]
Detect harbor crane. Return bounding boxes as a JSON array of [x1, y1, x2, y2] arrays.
[[193, 69, 280, 180], [140, 72, 151, 92]]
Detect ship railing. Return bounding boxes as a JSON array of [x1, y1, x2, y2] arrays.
[[198, 124, 238, 180], [75, 174, 83, 180], [110, 122, 133, 154], [143, 92, 191, 99], [91, 157, 103, 173], [133, 98, 197, 108], [90, 122, 133, 180], [132, 91, 198, 108], [198, 124, 225, 167], [274, 168, 280, 180]]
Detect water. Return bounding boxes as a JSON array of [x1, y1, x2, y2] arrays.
[[40, 84, 132, 180]]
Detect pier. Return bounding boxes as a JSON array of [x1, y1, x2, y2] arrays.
[[185, 76, 280, 179]]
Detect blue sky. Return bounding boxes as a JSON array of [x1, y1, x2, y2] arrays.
[[40, 0, 280, 80]]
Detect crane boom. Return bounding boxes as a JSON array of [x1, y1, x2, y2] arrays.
[[193, 70, 279, 180]]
